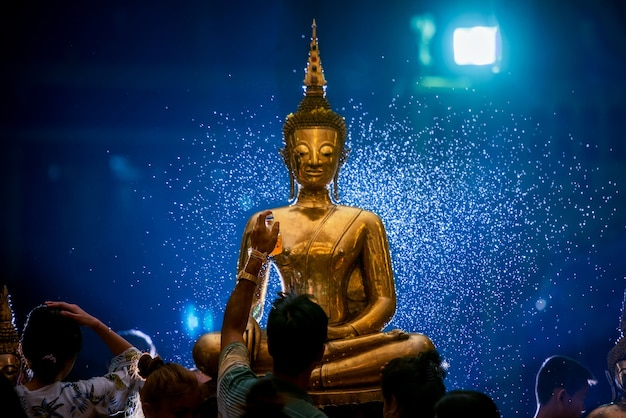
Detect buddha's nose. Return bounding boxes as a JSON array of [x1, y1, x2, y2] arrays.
[[309, 150, 321, 165]]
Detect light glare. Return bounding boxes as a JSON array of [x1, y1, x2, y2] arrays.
[[453, 26, 498, 66]]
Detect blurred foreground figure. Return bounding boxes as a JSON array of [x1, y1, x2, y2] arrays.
[[434, 389, 500, 418], [194, 20, 434, 406], [380, 350, 447, 418], [16, 301, 144, 417], [136, 355, 204, 418], [587, 290, 626, 418], [533, 355, 596, 418]]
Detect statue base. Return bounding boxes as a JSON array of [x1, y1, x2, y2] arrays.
[[312, 386, 383, 418], [310, 386, 382, 407], [321, 401, 383, 418]]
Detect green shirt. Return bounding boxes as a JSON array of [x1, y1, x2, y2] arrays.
[[216, 342, 327, 418]]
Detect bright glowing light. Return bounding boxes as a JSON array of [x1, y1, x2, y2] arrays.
[[202, 313, 214, 331], [184, 305, 200, 334], [187, 312, 199, 330], [535, 298, 547, 311], [453, 26, 498, 66]]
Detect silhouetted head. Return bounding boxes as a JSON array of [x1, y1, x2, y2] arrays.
[[138, 354, 203, 418], [535, 355, 596, 406], [434, 389, 500, 418], [381, 350, 447, 418], [20, 304, 82, 384], [534, 355, 596, 418], [267, 292, 328, 376]]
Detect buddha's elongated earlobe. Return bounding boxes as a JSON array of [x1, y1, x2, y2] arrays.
[[280, 147, 296, 200]]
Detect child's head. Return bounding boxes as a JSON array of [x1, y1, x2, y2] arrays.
[[20, 305, 82, 384], [138, 354, 203, 418]]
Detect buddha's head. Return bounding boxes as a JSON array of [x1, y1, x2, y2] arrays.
[[281, 20, 348, 200], [0, 286, 21, 385]]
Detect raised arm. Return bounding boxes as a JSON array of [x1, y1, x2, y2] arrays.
[[44, 301, 133, 356], [221, 210, 279, 348]]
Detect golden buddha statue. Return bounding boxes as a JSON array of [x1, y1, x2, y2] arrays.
[[194, 20, 434, 405], [0, 286, 21, 385]]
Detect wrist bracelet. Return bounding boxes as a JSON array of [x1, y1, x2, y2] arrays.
[[248, 248, 268, 263], [237, 269, 260, 286]]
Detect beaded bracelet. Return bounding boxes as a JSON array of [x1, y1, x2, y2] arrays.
[[248, 248, 268, 263], [237, 269, 260, 286]]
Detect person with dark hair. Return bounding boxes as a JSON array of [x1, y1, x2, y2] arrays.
[[15, 301, 143, 417], [533, 355, 597, 418], [587, 289, 626, 418], [380, 350, 447, 418], [136, 354, 204, 418], [217, 210, 329, 418], [434, 389, 500, 418]]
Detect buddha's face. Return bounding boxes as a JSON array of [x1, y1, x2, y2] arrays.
[[0, 353, 21, 385], [291, 127, 340, 190]]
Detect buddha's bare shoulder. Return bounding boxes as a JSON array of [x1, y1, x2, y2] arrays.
[[249, 204, 383, 223], [587, 404, 626, 418], [333, 204, 378, 214]]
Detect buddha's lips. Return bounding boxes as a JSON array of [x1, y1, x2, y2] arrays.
[[305, 169, 325, 176]]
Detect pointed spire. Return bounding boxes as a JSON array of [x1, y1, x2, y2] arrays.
[[0, 285, 20, 357], [303, 19, 327, 97]]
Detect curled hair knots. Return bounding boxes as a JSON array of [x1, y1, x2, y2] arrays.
[[424, 359, 447, 382], [137, 354, 165, 379], [419, 350, 447, 382]]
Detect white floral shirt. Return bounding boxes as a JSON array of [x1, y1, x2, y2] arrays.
[[16, 347, 143, 417]]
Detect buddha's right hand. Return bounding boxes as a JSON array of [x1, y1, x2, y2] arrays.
[[386, 329, 410, 340]]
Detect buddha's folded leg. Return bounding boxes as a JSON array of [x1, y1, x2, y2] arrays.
[[310, 333, 435, 389]]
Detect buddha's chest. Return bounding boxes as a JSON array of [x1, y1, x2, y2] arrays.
[[270, 206, 364, 268]]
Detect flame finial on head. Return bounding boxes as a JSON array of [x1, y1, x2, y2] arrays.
[[303, 19, 327, 96]]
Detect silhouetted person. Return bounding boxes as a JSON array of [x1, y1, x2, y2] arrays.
[[434, 389, 500, 418], [587, 289, 626, 418], [380, 350, 447, 418], [137, 354, 204, 418], [16, 301, 143, 417], [533, 355, 597, 418], [217, 210, 328, 418]]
